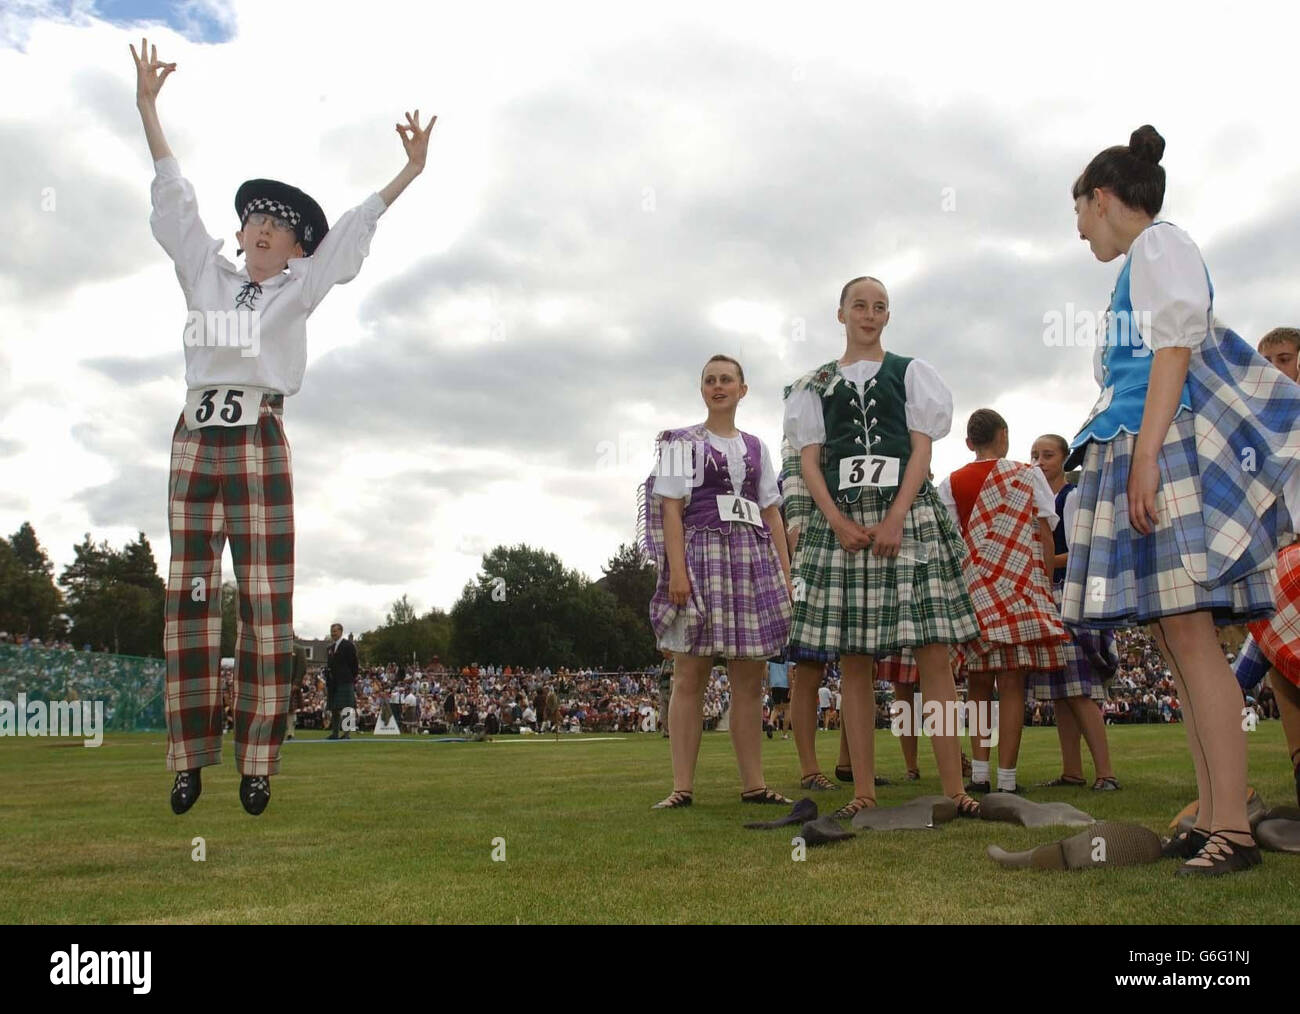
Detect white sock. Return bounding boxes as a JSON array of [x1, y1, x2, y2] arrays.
[[997, 767, 1017, 790], [972, 760, 990, 784]]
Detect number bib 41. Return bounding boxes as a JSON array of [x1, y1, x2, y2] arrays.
[[184, 387, 257, 430], [716, 495, 762, 526], [839, 455, 900, 490]]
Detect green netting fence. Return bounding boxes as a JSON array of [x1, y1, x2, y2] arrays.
[[0, 644, 166, 731]]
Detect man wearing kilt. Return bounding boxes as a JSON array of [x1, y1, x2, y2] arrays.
[[782, 276, 983, 820], [132, 37, 435, 814]]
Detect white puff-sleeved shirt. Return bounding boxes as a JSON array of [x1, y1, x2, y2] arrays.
[[150, 157, 387, 396], [653, 430, 782, 509], [1091, 222, 1213, 385], [783, 357, 954, 450]]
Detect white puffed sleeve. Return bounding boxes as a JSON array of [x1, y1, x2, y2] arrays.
[[652, 436, 692, 501], [756, 439, 782, 509], [1128, 225, 1211, 351], [1062, 486, 1080, 548], [936, 475, 960, 527], [1027, 466, 1060, 530], [783, 386, 826, 449], [903, 359, 954, 439]]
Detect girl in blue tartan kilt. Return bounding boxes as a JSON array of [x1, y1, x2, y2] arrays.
[[782, 277, 982, 820], [1064, 125, 1300, 875]]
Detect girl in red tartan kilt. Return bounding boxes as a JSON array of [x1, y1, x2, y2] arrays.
[[938, 409, 1069, 795], [133, 38, 434, 815]]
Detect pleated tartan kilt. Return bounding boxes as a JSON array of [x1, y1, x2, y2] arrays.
[[1061, 414, 1278, 628], [876, 650, 918, 684], [1244, 541, 1300, 688], [787, 484, 980, 661], [1029, 627, 1115, 702], [649, 522, 791, 659]]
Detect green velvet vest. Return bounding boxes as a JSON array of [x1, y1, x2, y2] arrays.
[[819, 352, 912, 503]]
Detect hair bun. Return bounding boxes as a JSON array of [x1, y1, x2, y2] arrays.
[[1129, 124, 1165, 165]]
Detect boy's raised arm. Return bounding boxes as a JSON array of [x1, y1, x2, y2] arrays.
[[131, 38, 176, 161], [378, 110, 436, 208]]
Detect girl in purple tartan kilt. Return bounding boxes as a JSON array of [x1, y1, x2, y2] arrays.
[[1064, 125, 1300, 875], [637, 355, 794, 809]]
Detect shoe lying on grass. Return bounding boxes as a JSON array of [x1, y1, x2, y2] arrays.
[[987, 821, 1162, 871], [745, 797, 817, 830], [980, 792, 1093, 828], [1254, 807, 1300, 854], [799, 816, 856, 846], [851, 795, 956, 831]]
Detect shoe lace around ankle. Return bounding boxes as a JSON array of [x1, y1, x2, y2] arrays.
[[248, 776, 268, 793]]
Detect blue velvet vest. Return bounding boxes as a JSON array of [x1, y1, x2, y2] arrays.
[[1070, 223, 1201, 462]]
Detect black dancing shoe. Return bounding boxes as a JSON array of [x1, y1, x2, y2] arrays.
[[964, 780, 992, 794], [239, 775, 271, 816], [1175, 831, 1261, 877], [170, 768, 201, 814]]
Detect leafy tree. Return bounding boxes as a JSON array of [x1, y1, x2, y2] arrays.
[[57, 531, 165, 656], [0, 523, 64, 640]]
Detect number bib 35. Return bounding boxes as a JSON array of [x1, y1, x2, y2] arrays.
[[716, 494, 762, 526], [839, 455, 900, 490], [184, 387, 257, 430]]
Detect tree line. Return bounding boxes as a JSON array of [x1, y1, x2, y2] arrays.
[[0, 522, 165, 657], [0, 522, 658, 669]]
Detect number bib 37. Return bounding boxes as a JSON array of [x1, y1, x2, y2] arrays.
[[716, 494, 762, 526], [839, 455, 900, 490], [184, 387, 257, 430]]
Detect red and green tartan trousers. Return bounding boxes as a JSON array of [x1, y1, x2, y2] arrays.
[[164, 394, 293, 776]]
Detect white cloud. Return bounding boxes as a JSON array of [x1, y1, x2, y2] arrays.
[[2, 0, 1298, 640]]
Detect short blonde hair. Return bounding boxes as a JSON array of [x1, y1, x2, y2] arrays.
[[1258, 327, 1300, 354]]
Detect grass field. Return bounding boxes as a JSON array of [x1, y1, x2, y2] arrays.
[[1, 722, 1297, 924]]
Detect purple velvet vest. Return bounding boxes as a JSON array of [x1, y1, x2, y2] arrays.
[[679, 429, 771, 537]]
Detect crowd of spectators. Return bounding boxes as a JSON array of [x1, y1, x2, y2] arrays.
[[0, 640, 165, 729], [290, 661, 733, 735]]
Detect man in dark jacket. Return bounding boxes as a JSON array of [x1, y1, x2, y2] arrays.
[[325, 623, 359, 739]]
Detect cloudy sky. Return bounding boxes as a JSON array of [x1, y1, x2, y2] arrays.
[[2, 0, 1297, 639]]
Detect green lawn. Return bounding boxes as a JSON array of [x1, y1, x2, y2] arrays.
[[1, 723, 1296, 924]]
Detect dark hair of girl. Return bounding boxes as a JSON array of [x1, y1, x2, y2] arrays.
[[1071, 124, 1166, 217], [967, 408, 1008, 448]]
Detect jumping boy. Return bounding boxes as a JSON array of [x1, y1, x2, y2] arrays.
[[132, 37, 435, 815]]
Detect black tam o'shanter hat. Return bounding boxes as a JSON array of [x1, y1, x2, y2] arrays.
[[234, 179, 329, 256]]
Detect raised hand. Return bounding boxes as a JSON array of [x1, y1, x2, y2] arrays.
[[395, 109, 437, 171], [130, 37, 175, 106]]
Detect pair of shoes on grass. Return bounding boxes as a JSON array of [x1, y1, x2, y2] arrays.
[[654, 786, 794, 810], [170, 769, 270, 816]]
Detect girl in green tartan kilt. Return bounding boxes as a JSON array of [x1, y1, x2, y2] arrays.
[[782, 276, 982, 819]]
